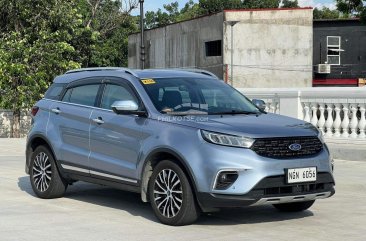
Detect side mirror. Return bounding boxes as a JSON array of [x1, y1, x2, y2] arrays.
[[111, 100, 146, 116], [252, 99, 266, 111]]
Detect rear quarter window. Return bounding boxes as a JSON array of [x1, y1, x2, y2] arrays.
[[62, 84, 100, 107], [44, 84, 66, 100]]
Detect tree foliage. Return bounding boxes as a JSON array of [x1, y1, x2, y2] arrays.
[[198, 0, 242, 14], [361, 7, 366, 24], [242, 0, 281, 9], [0, 0, 138, 137], [313, 7, 341, 19], [145, 1, 201, 29], [335, 0, 366, 23], [146, 0, 286, 28], [281, 0, 299, 8], [336, 0, 364, 16], [77, 0, 138, 67], [0, 0, 83, 137]]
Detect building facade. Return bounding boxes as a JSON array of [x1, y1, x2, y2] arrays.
[[128, 8, 314, 88], [313, 19, 366, 87], [128, 12, 224, 78]]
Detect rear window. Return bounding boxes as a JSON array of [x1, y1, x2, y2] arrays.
[[44, 84, 65, 100], [62, 84, 100, 107]]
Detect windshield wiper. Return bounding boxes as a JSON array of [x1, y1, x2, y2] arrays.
[[209, 110, 259, 115], [164, 110, 208, 116]]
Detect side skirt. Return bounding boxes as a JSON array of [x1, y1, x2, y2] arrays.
[[66, 172, 141, 194]]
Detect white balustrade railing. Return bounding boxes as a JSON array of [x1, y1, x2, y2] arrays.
[[238, 87, 366, 140]]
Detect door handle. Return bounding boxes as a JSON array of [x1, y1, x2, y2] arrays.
[[92, 117, 104, 125], [51, 108, 61, 114]]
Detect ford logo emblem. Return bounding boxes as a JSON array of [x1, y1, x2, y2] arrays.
[[289, 143, 302, 151]]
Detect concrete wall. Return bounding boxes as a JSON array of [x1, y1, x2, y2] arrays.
[[0, 110, 31, 138], [224, 9, 313, 88], [128, 13, 224, 78]]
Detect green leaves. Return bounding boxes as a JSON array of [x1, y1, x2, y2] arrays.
[[314, 1, 366, 22], [336, 0, 364, 16], [0, 1, 83, 111], [313, 7, 341, 19], [281, 0, 299, 8], [0, 0, 137, 136]]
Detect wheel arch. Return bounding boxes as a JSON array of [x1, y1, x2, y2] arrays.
[[26, 134, 57, 174], [140, 148, 198, 203]]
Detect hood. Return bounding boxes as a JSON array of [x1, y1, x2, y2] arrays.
[[157, 113, 318, 138]]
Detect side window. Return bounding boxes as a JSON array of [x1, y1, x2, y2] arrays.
[[45, 83, 65, 100], [101, 84, 138, 110], [62, 84, 100, 107]]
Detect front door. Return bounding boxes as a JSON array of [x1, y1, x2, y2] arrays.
[[89, 80, 145, 184]]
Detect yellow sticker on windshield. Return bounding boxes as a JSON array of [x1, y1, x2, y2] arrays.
[[142, 79, 156, 85]]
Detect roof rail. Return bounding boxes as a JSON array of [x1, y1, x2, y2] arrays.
[[171, 68, 219, 79], [65, 67, 139, 78]]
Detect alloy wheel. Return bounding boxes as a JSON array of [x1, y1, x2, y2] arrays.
[[153, 169, 183, 218], [32, 152, 52, 192]]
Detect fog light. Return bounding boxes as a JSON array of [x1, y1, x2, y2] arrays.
[[214, 171, 238, 190]]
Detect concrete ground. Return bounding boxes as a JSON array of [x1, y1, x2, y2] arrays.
[[0, 139, 365, 241]]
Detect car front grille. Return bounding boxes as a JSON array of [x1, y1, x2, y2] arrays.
[[251, 136, 323, 159]]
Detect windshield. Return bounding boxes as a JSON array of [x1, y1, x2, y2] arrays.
[[141, 77, 260, 115]]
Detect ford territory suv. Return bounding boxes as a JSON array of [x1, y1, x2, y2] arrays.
[[26, 68, 335, 226]]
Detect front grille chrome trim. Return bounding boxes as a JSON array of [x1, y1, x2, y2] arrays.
[[251, 136, 323, 158], [251, 191, 332, 206]]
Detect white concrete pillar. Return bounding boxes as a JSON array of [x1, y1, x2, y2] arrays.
[[278, 91, 303, 119]]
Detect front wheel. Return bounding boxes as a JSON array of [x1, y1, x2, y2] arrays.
[[273, 200, 315, 212], [148, 160, 200, 226]]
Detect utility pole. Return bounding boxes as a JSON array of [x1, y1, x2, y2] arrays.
[[226, 21, 239, 86], [139, 0, 145, 69]]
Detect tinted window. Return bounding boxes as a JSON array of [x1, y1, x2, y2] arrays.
[[62, 84, 100, 107], [101, 84, 138, 110], [45, 84, 65, 100], [142, 78, 259, 114], [158, 87, 192, 103], [201, 89, 243, 110]]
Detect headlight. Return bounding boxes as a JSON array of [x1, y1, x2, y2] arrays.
[[201, 130, 255, 148]]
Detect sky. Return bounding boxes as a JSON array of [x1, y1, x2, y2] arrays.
[[138, 0, 338, 13]]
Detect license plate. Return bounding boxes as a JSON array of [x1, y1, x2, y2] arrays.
[[286, 167, 317, 184]]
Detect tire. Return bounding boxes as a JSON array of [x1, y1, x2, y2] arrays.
[[148, 160, 200, 226], [29, 146, 67, 199], [273, 200, 315, 212]]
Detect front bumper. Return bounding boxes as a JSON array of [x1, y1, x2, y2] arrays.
[[197, 172, 335, 210]]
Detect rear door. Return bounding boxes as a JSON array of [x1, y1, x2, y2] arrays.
[[89, 78, 145, 184], [47, 79, 102, 174]]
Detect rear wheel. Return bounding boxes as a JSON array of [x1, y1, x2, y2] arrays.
[[30, 146, 67, 199], [273, 200, 315, 212], [148, 160, 200, 226]]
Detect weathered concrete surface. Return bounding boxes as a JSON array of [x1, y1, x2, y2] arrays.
[[0, 111, 31, 138], [0, 139, 365, 241], [128, 9, 313, 88], [224, 9, 313, 88], [129, 12, 224, 78]]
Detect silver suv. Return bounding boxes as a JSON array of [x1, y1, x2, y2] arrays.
[[26, 68, 335, 226]]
